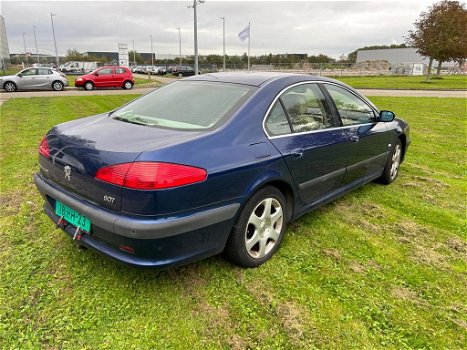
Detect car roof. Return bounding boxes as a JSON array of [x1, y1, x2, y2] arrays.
[[184, 72, 336, 87]]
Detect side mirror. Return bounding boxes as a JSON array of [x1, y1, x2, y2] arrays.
[[379, 110, 395, 122], [94, 72, 99, 76], [18, 73, 23, 78]]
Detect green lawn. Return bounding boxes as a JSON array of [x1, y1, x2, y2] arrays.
[[1, 95, 466, 349], [335, 75, 467, 90]]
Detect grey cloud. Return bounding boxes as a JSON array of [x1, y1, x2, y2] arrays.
[[2, 1, 435, 58]]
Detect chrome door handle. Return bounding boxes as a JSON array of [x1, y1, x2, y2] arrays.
[[350, 135, 359, 143], [291, 149, 304, 158]]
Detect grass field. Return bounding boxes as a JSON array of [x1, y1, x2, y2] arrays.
[[1, 95, 466, 349], [335, 75, 466, 90]]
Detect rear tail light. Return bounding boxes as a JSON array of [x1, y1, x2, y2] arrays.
[[39, 136, 50, 158], [95, 162, 207, 190]]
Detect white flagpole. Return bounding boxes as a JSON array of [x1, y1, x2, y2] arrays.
[[248, 22, 250, 71]]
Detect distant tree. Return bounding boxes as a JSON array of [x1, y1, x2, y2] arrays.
[[308, 54, 335, 63], [406, 0, 467, 79], [65, 49, 85, 61], [128, 50, 142, 64]]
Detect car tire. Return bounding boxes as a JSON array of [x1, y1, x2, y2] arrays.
[[52, 81, 64, 91], [123, 80, 133, 90], [377, 139, 402, 185], [84, 81, 94, 91], [224, 186, 288, 268], [3, 81, 17, 92]]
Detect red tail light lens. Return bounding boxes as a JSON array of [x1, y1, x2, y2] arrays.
[[39, 136, 50, 158], [95, 162, 207, 190]]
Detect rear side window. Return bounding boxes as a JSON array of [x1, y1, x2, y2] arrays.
[[280, 83, 333, 133], [112, 81, 253, 130], [265, 102, 292, 136], [37, 68, 51, 75], [325, 85, 375, 126], [115, 68, 126, 74]]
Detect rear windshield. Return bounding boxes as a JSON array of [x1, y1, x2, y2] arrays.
[[112, 81, 254, 130]]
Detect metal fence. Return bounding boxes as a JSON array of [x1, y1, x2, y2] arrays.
[[6, 61, 465, 76]]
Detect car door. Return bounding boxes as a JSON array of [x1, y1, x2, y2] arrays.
[[322, 83, 389, 184], [35, 68, 53, 89], [265, 82, 350, 205], [94, 67, 114, 87], [17, 68, 38, 89], [114, 67, 126, 87]]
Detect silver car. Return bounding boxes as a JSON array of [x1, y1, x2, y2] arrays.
[[1, 67, 69, 92]]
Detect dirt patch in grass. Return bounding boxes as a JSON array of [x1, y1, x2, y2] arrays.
[[391, 286, 420, 303], [170, 266, 249, 349], [0, 191, 26, 215], [276, 301, 310, 344], [411, 175, 451, 189], [393, 221, 430, 238], [349, 261, 367, 273], [446, 237, 467, 254], [323, 248, 342, 260], [245, 283, 315, 348], [412, 243, 449, 268]]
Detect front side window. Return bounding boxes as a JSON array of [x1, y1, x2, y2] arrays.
[[21, 69, 37, 76], [325, 85, 375, 126], [112, 81, 253, 130], [280, 83, 333, 133], [98, 68, 113, 75]]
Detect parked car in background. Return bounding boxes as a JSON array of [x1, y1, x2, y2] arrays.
[[1, 67, 68, 92], [157, 66, 174, 75], [59, 61, 99, 74], [74, 66, 135, 90], [171, 65, 197, 76], [34, 72, 410, 270]]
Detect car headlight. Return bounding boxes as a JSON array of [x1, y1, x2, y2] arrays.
[[76, 78, 83, 82]]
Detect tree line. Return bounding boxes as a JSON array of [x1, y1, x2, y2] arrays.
[[406, 0, 466, 79]]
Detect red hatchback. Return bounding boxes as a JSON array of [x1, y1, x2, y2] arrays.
[[75, 66, 135, 90]]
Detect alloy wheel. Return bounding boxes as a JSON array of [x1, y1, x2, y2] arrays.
[[53, 81, 63, 91], [390, 144, 401, 180], [245, 198, 284, 259], [4, 82, 16, 92]]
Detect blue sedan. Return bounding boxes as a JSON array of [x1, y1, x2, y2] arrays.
[[34, 72, 410, 269]]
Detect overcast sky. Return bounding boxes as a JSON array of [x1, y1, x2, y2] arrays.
[[2, 0, 436, 59]]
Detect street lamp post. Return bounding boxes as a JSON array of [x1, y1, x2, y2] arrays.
[[149, 35, 153, 79], [50, 12, 59, 67], [220, 16, 225, 71], [22, 32, 28, 66], [188, 0, 204, 75], [32, 25, 40, 64], [176, 27, 182, 66]]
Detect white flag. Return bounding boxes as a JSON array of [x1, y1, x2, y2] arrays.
[[238, 24, 250, 42]]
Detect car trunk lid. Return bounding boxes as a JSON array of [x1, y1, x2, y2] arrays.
[[39, 114, 204, 212]]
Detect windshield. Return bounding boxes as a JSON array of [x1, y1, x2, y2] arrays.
[[112, 81, 253, 130]]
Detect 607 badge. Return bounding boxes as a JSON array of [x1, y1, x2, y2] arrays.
[[103, 195, 115, 203]]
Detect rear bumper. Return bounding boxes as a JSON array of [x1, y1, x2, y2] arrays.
[[34, 173, 240, 268]]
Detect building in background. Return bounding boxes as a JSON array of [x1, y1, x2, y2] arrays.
[[356, 47, 456, 68], [83, 51, 159, 64], [0, 15, 10, 70]]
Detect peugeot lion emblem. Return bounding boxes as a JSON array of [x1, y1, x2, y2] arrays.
[[64, 165, 71, 181]]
